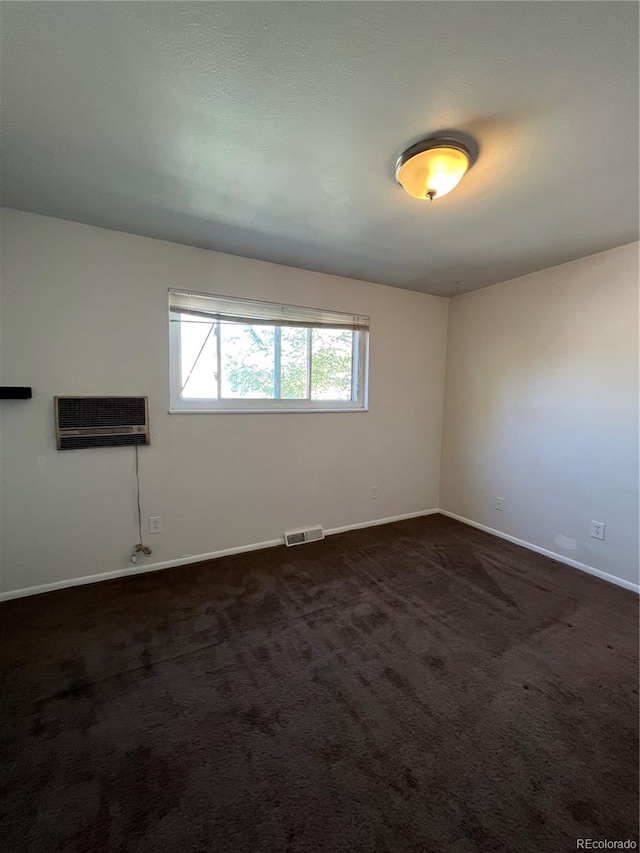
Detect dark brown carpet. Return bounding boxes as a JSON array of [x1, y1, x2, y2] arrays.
[[1, 514, 638, 852]]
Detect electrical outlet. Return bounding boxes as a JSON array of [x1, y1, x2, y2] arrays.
[[495, 497, 504, 511], [590, 521, 605, 540], [149, 516, 162, 535], [370, 486, 379, 499]]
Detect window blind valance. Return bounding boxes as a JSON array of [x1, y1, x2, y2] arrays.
[[169, 289, 370, 332]]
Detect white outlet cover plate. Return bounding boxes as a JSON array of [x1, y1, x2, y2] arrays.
[[590, 521, 605, 540]]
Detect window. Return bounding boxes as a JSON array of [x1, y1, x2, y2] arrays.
[[169, 290, 369, 412]]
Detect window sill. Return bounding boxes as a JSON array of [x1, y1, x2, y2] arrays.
[[168, 406, 369, 415]]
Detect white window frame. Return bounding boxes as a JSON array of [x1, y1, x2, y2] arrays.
[[169, 290, 369, 414]]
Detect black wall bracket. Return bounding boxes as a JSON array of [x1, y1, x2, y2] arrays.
[[0, 387, 33, 399]]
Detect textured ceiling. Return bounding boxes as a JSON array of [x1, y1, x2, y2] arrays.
[[1, 2, 638, 296]]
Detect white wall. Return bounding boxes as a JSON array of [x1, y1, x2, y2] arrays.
[[440, 242, 639, 587], [2, 210, 636, 597], [0, 209, 449, 596]]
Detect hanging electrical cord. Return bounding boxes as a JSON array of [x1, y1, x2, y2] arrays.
[[131, 445, 152, 564]]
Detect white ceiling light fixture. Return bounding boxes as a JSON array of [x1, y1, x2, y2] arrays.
[[395, 137, 472, 202]]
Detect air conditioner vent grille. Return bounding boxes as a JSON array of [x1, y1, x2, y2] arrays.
[[59, 433, 148, 450], [57, 397, 147, 429]]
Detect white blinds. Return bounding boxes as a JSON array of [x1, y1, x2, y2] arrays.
[[169, 289, 370, 331]]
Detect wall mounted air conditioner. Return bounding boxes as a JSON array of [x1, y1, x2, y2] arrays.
[[54, 396, 150, 450]]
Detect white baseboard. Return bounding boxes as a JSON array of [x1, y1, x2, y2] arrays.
[[4, 507, 633, 601], [326, 508, 439, 537], [0, 509, 439, 602], [438, 509, 640, 594], [0, 538, 284, 603]]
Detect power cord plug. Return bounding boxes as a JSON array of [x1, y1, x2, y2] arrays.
[[131, 543, 152, 564]]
